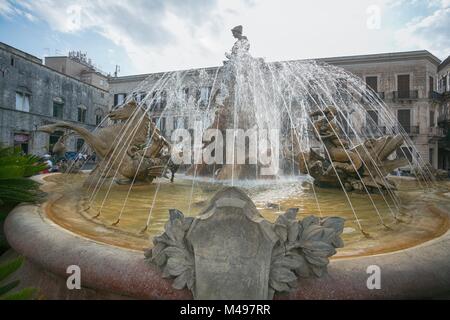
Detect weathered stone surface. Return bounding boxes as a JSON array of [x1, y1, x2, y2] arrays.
[[4, 203, 192, 300], [4, 194, 450, 300], [0, 43, 109, 155], [147, 186, 344, 300], [186, 188, 277, 300]]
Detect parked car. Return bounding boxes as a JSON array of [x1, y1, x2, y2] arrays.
[[64, 151, 78, 161]]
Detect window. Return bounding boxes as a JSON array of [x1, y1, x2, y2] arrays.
[[11, 57, 15, 67], [150, 91, 158, 110], [367, 110, 379, 126], [49, 131, 64, 154], [76, 139, 85, 152], [95, 109, 104, 126], [199, 87, 212, 106], [153, 117, 166, 134], [397, 109, 411, 133], [337, 111, 349, 135], [175, 117, 186, 129], [114, 93, 126, 106], [182, 88, 190, 101], [397, 74, 410, 98], [397, 147, 412, 162], [430, 110, 435, 127], [429, 148, 434, 166], [14, 133, 30, 154], [429, 76, 434, 93], [160, 90, 167, 109], [53, 102, 64, 119], [77, 106, 87, 123], [366, 76, 378, 92], [133, 92, 147, 103], [150, 91, 167, 110], [15, 92, 30, 112], [160, 117, 166, 134]]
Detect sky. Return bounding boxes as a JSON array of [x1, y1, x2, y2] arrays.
[[0, 0, 449, 76]]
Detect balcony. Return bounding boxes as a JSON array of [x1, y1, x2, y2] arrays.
[[393, 125, 419, 135], [429, 127, 445, 137], [360, 92, 384, 103], [393, 90, 419, 100], [429, 91, 443, 101], [438, 113, 450, 126], [362, 125, 387, 136]]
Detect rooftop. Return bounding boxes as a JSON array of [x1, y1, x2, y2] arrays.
[[0, 42, 42, 64], [109, 50, 443, 83], [438, 55, 450, 72]]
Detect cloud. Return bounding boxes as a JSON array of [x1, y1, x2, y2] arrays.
[[1, 0, 448, 74], [393, 1, 450, 59], [0, 0, 14, 17], [0, 0, 35, 21], [2, 0, 224, 73]]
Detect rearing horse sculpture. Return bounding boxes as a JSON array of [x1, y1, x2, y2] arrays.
[[294, 106, 409, 193], [38, 101, 173, 184]]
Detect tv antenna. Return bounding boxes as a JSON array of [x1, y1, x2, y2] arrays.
[[114, 65, 121, 77]]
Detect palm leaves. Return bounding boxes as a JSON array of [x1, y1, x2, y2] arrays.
[[0, 146, 47, 205], [0, 257, 36, 300], [0, 146, 44, 299]]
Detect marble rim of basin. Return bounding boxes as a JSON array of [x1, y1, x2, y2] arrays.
[[4, 199, 450, 299]]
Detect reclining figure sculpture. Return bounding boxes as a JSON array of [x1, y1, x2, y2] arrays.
[[297, 107, 408, 193], [38, 101, 175, 184]]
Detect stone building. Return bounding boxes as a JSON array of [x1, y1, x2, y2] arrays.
[[45, 51, 109, 91], [109, 67, 217, 137], [0, 42, 109, 156], [320, 50, 444, 169], [109, 50, 449, 170], [437, 56, 450, 170]]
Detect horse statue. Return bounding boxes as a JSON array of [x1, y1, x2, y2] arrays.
[[294, 107, 408, 193], [38, 100, 177, 185]]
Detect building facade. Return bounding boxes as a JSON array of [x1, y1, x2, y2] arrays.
[[320, 50, 444, 169], [0, 42, 109, 156], [437, 56, 450, 170], [2, 41, 448, 170], [108, 67, 218, 137], [109, 50, 449, 170], [45, 51, 109, 91]]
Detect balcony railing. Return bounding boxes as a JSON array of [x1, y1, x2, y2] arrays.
[[429, 127, 445, 137], [361, 92, 385, 103], [362, 125, 387, 136], [376, 92, 385, 100], [429, 91, 443, 101], [393, 90, 419, 100], [393, 125, 419, 135], [438, 113, 450, 125]]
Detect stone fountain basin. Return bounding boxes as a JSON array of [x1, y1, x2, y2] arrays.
[[4, 185, 450, 299]]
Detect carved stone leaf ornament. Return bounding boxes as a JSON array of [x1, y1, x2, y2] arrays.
[[144, 209, 195, 292], [269, 211, 345, 299], [144, 187, 345, 300]]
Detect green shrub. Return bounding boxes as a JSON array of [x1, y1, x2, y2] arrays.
[[0, 256, 36, 300], [0, 146, 45, 298], [0, 146, 47, 206]]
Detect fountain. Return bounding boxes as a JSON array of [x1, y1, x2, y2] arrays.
[[4, 25, 450, 300]]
